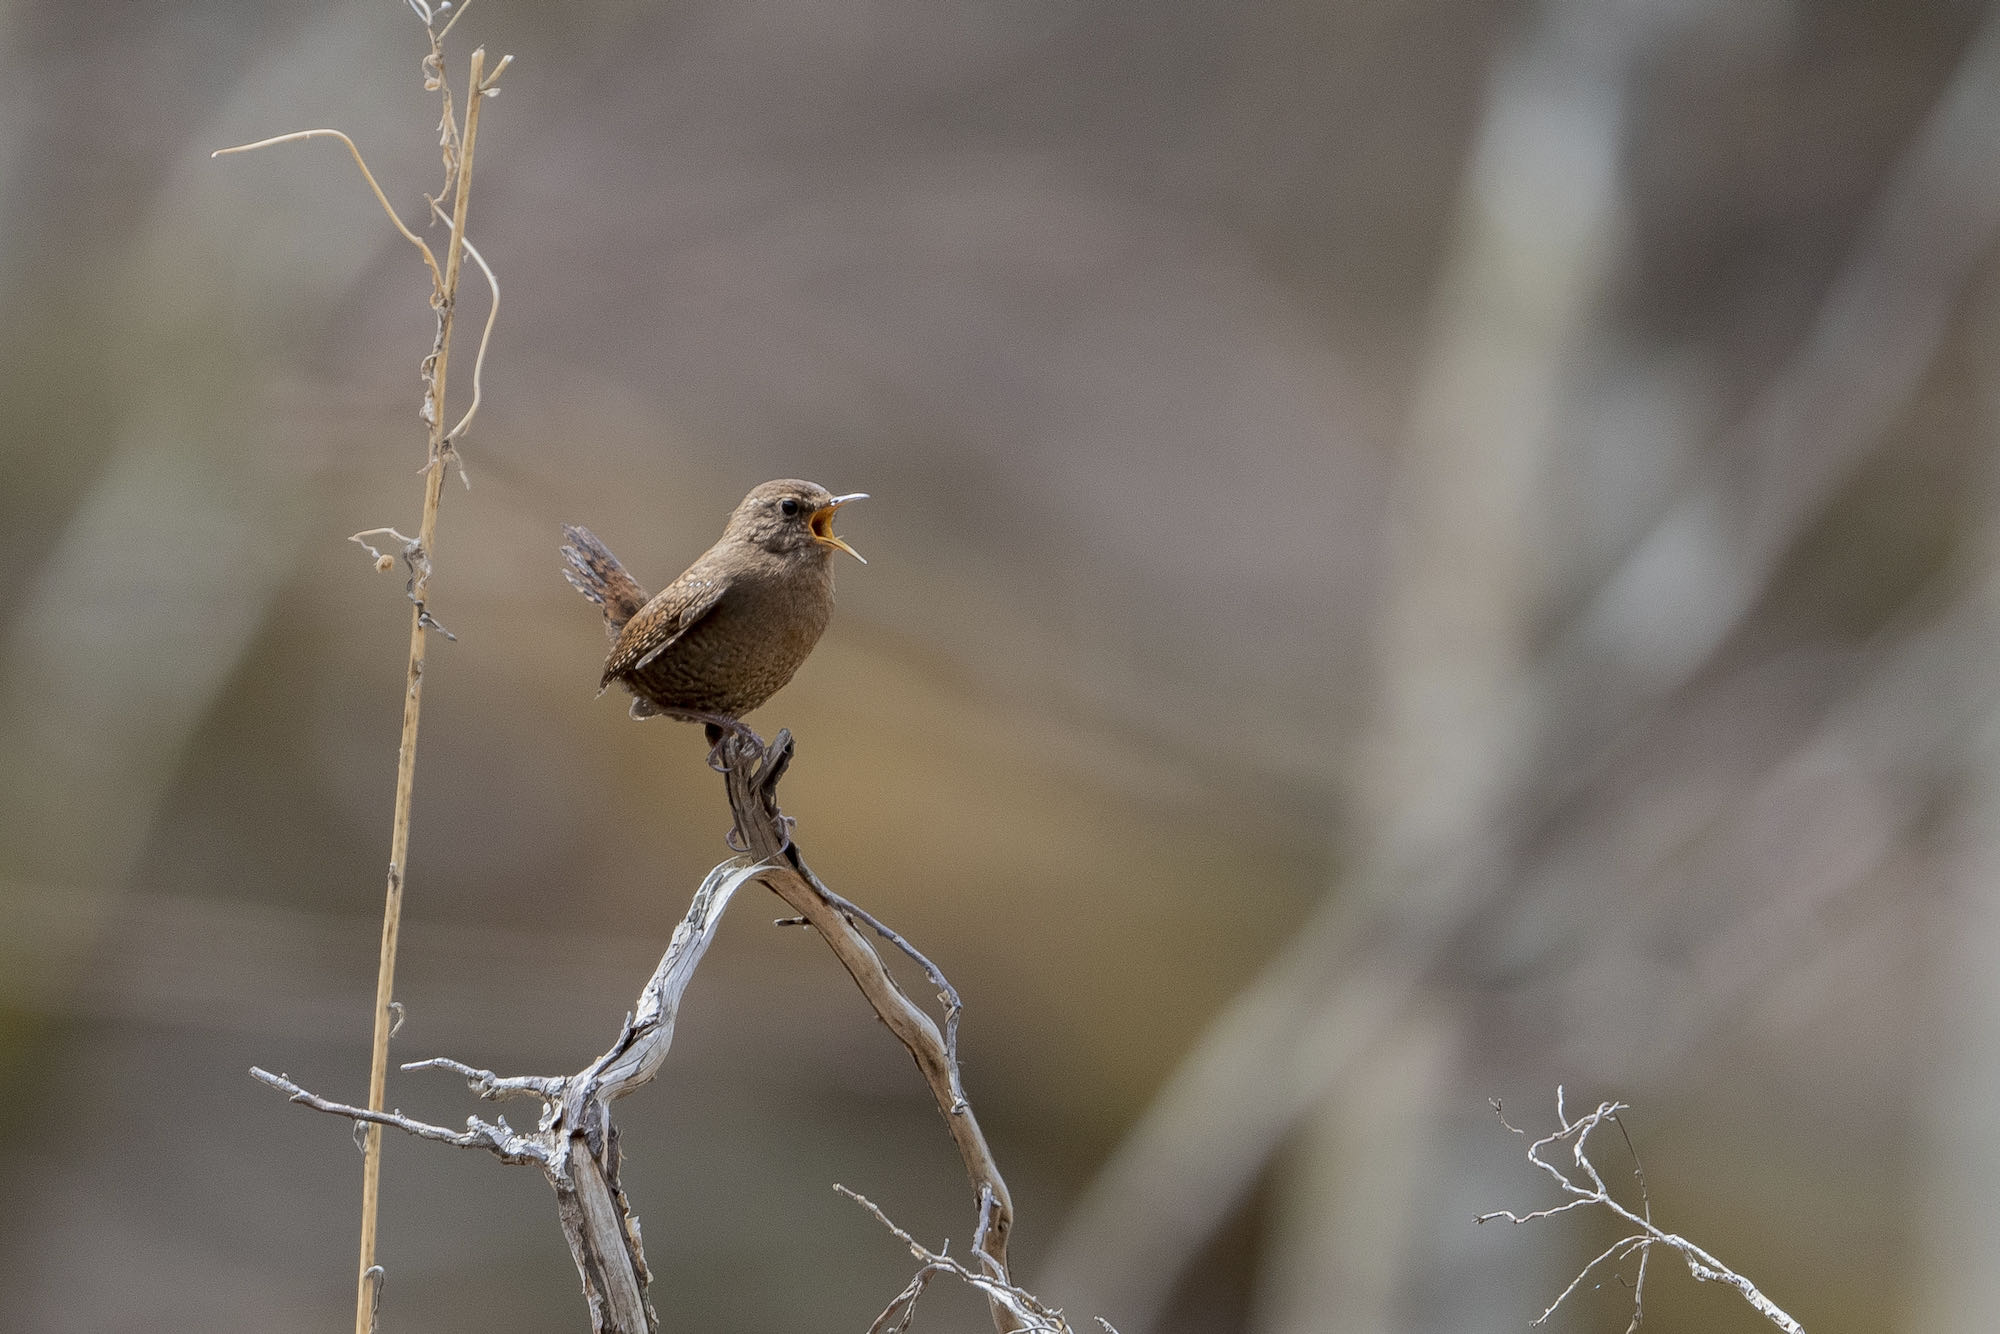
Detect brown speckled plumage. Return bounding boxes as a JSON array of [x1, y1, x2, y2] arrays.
[[562, 480, 865, 733]]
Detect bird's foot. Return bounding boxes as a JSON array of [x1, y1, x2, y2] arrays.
[[688, 715, 764, 772]]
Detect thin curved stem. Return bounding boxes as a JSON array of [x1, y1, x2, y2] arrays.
[[425, 197, 500, 444], [211, 129, 443, 293]]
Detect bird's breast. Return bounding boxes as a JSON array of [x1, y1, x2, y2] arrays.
[[625, 558, 834, 717]]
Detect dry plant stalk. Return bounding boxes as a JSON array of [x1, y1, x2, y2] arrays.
[[1478, 1089, 1806, 1333], [214, 8, 508, 1333]]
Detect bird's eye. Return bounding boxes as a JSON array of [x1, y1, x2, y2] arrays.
[[780, 498, 801, 517]]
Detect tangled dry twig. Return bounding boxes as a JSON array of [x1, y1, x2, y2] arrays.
[[837, 1186, 1119, 1334], [1478, 1089, 1806, 1333]]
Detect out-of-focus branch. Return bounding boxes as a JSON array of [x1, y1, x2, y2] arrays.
[[1907, 283, 2000, 1334], [1530, 554, 2000, 1084], [1044, 0, 1654, 1317], [1560, 7, 2000, 719], [1042, 7, 2000, 1324], [1479, 1091, 1806, 1333]]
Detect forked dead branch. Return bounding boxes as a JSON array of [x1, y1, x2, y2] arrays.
[[1478, 1089, 1807, 1333], [255, 853, 764, 1334], [254, 734, 1091, 1334], [221, 6, 1086, 1328]]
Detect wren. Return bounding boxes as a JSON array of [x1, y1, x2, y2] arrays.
[[563, 480, 866, 753]]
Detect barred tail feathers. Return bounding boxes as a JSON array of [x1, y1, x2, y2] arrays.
[[561, 524, 649, 637]]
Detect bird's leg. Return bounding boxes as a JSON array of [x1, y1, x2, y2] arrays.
[[653, 711, 761, 771], [681, 712, 762, 747], [690, 716, 769, 849]]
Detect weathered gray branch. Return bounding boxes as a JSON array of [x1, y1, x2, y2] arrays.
[[253, 731, 1037, 1334], [253, 854, 765, 1334], [837, 1185, 1108, 1334], [718, 729, 1024, 1333], [1478, 1090, 1807, 1333]]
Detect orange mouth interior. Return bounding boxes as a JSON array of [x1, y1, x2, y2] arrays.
[[810, 502, 865, 563]]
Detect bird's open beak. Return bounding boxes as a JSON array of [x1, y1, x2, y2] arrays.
[[811, 493, 868, 563]]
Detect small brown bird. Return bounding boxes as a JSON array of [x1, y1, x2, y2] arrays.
[[562, 480, 866, 752]]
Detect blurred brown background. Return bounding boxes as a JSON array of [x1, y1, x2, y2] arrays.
[[4, 0, 1998, 1329]]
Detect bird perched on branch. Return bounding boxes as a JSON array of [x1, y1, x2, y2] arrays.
[[562, 480, 867, 755]]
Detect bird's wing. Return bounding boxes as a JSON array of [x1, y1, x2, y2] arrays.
[[601, 574, 728, 684]]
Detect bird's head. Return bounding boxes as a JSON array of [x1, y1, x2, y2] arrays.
[[727, 479, 867, 563]]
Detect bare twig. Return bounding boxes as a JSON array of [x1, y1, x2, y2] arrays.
[[1478, 1090, 1806, 1333], [838, 1186, 1078, 1334], [716, 730, 1025, 1331], [809, 875, 968, 1111], [1610, 1109, 1652, 1332], [399, 1055, 565, 1103], [255, 854, 767, 1334], [252, 1066, 549, 1163]]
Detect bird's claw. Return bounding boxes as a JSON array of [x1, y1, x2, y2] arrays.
[[694, 715, 767, 772]]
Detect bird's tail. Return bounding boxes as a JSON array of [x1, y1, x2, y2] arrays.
[[561, 525, 649, 638]]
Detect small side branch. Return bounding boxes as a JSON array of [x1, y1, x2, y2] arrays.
[[399, 1056, 564, 1104], [717, 731, 1022, 1331], [839, 1187, 1114, 1334], [809, 874, 969, 1111], [253, 855, 762, 1334], [1478, 1089, 1806, 1333], [210, 129, 443, 294], [251, 1067, 547, 1165]]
